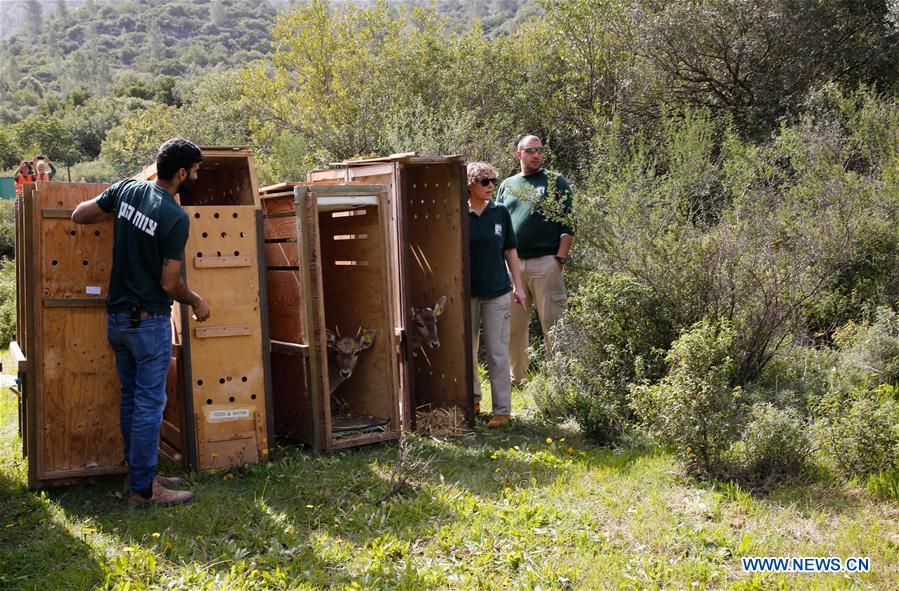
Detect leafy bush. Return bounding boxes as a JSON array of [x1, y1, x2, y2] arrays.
[[534, 272, 673, 443], [0, 200, 14, 260], [68, 160, 120, 184], [747, 342, 838, 416], [814, 384, 899, 479], [630, 319, 742, 476], [0, 257, 16, 348], [865, 469, 899, 501], [736, 403, 811, 482], [831, 308, 899, 388]]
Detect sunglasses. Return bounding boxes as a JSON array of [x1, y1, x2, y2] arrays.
[[521, 147, 545, 154], [478, 177, 498, 187]]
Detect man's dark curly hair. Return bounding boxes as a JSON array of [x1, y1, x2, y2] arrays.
[[156, 138, 203, 180]]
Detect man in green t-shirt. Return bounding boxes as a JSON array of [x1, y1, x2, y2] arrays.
[[496, 135, 574, 384], [72, 138, 210, 507]]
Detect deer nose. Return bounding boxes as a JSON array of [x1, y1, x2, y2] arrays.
[[429, 340, 440, 349], [340, 369, 352, 378]]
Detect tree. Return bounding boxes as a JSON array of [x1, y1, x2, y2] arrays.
[[14, 113, 79, 163]]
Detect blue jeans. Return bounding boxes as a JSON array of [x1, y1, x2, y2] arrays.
[[107, 311, 172, 493]]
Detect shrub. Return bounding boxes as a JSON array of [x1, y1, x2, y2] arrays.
[[0, 257, 16, 348], [535, 272, 673, 444], [630, 319, 742, 476], [747, 342, 838, 416], [831, 308, 899, 388], [736, 403, 811, 482], [814, 384, 899, 479], [865, 469, 899, 501], [0, 200, 14, 260], [67, 159, 120, 183]]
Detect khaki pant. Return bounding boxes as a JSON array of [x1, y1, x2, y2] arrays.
[[471, 294, 512, 415], [509, 255, 567, 382]]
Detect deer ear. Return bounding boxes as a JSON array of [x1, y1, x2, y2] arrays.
[[325, 329, 336, 350], [359, 329, 377, 349], [433, 295, 447, 316]]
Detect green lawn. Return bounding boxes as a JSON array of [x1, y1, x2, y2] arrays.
[[0, 365, 896, 590]]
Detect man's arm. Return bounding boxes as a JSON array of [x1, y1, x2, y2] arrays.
[[72, 197, 113, 224], [160, 258, 210, 321]]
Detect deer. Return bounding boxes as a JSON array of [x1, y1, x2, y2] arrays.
[[325, 326, 377, 395], [409, 295, 447, 350]]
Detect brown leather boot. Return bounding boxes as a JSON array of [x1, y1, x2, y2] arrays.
[[123, 474, 183, 494], [487, 414, 511, 428], [129, 477, 193, 507]]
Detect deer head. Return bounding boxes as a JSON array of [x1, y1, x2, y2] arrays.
[[410, 295, 446, 349], [326, 326, 377, 379]]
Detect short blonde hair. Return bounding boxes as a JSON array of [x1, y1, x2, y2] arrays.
[[466, 161, 498, 187]]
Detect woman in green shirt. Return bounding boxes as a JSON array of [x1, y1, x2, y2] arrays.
[[467, 161, 526, 428]]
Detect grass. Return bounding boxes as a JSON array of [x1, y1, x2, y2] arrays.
[[1, 361, 897, 590]]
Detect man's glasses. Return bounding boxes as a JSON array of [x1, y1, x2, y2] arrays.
[[521, 147, 545, 154], [479, 178, 498, 187]]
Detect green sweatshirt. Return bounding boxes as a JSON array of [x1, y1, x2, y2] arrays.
[[496, 169, 574, 259]]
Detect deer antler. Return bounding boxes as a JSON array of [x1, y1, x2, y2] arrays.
[[335, 325, 341, 337], [356, 326, 362, 338]]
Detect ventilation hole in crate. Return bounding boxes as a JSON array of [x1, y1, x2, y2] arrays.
[[242, 376, 248, 382], [239, 232, 245, 238], [82, 260, 88, 266], [57, 201, 64, 207], [234, 250, 240, 256], [51, 260, 58, 266], [194, 212, 200, 219], [233, 212, 239, 218], [251, 394, 256, 400], [197, 252, 203, 257], [229, 396, 235, 403], [216, 251, 222, 257], [206, 399, 212, 405], [197, 379, 204, 386], [94, 230, 100, 236], [221, 232, 227, 238], [213, 212, 220, 219], [202, 232, 208, 238], [69, 230, 76, 236], [219, 377, 226, 384]]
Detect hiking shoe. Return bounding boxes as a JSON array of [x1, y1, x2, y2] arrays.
[[123, 474, 183, 494], [129, 477, 193, 507], [487, 414, 511, 428]]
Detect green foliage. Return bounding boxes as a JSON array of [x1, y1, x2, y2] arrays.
[[814, 384, 899, 480], [831, 307, 899, 389], [535, 271, 673, 443], [630, 319, 742, 476], [747, 343, 838, 416], [11, 113, 79, 163], [865, 469, 899, 501], [0, 258, 15, 348], [736, 403, 811, 482], [0, 0, 277, 124], [0, 201, 14, 260], [0, 128, 20, 170], [68, 159, 119, 183]]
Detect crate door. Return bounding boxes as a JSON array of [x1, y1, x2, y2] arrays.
[[180, 206, 271, 470], [23, 182, 123, 488]]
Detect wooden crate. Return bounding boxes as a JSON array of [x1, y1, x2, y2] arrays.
[[307, 155, 473, 430], [260, 182, 401, 451], [136, 147, 273, 471], [15, 181, 124, 488]]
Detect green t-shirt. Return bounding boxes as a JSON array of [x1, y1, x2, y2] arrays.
[[469, 201, 517, 299], [96, 179, 189, 314], [496, 169, 574, 259]]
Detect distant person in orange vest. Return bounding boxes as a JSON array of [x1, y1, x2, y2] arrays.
[[13, 161, 34, 196], [32, 155, 56, 181]]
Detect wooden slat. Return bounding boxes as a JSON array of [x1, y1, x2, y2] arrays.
[[265, 270, 303, 343], [263, 216, 296, 240], [270, 340, 309, 356], [42, 208, 74, 218], [264, 243, 299, 268], [193, 255, 251, 268], [194, 324, 251, 338], [42, 297, 106, 307]]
